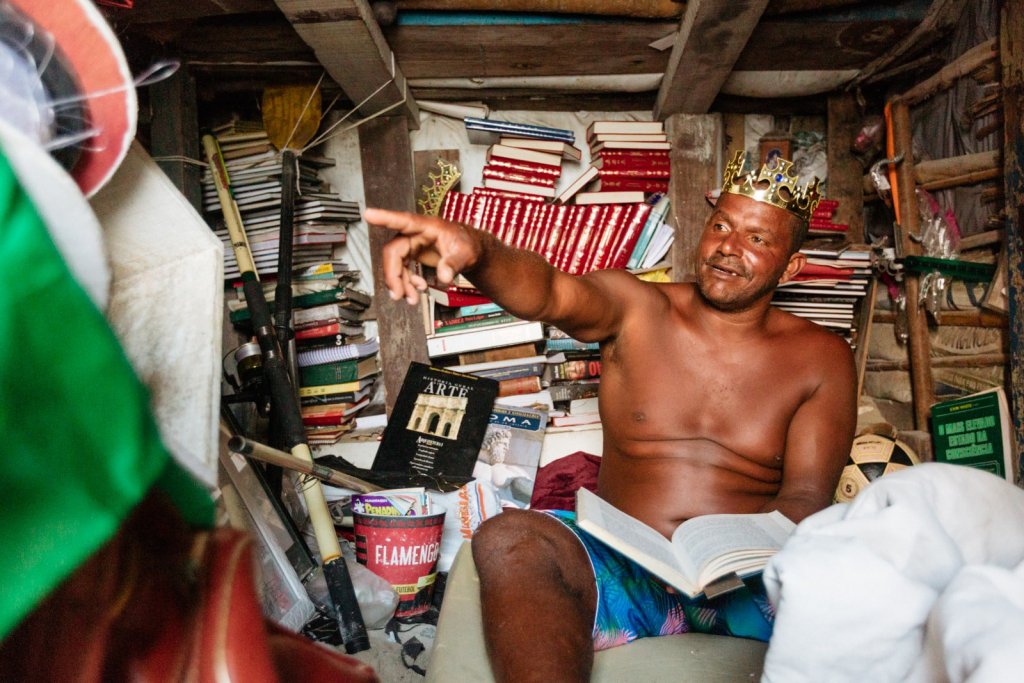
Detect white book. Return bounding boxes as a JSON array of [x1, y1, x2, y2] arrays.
[[426, 321, 545, 358], [575, 488, 794, 599]]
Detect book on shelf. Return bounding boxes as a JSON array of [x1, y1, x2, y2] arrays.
[[296, 338, 380, 369], [555, 165, 600, 204], [465, 116, 575, 144], [434, 312, 521, 335], [494, 388, 554, 410], [294, 320, 365, 341], [593, 178, 669, 194], [574, 190, 647, 205], [627, 194, 670, 269], [497, 375, 543, 397], [482, 177, 557, 198], [930, 386, 1014, 481], [371, 363, 500, 481], [298, 380, 378, 407], [487, 144, 563, 167], [467, 360, 547, 382], [497, 136, 583, 161], [481, 167, 558, 187], [593, 150, 671, 166], [300, 397, 371, 426], [575, 487, 795, 599], [456, 342, 540, 366], [484, 156, 562, 179], [298, 354, 380, 388], [476, 404, 548, 507], [428, 320, 547, 358], [427, 285, 492, 308], [591, 140, 671, 152], [551, 357, 602, 381], [291, 302, 365, 327], [586, 120, 664, 137], [448, 353, 548, 375], [547, 378, 601, 404], [590, 133, 668, 143]]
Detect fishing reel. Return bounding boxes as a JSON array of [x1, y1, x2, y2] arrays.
[[223, 341, 272, 416]]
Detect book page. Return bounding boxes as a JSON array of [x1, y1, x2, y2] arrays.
[[672, 512, 794, 584]]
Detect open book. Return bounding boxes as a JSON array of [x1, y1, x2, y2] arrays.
[[575, 488, 795, 599]]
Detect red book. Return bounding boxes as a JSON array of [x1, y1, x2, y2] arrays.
[[471, 187, 546, 204], [428, 285, 492, 307], [811, 207, 836, 219], [594, 150, 670, 165], [796, 264, 855, 277], [816, 199, 840, 211], [582, 204, 627, 273], [295, 321, 344, 340], [484, 157, 562, 178], [606, 203, 654, 270], [541, 203, 572, 264], [555, 205, 585, 267], [482, 167, 558, 187], [509, 198, 537, 249], [597, 167, 671, 179], [594, 178, 669, 193], [565, 205, 605, 274], [498, 375, 543, 397]]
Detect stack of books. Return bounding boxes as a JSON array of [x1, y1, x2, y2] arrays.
[[467, 118, 581, 202], [585, 120, 671, 203], [806, 199, 847, 236], [771, 227, 872, 343], [201, 121, 360, 282]]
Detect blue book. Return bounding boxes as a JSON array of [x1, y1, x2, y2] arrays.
[[627, 194, 670, 270], [457, 302, 505, 317], [464, 117, 575, 145]]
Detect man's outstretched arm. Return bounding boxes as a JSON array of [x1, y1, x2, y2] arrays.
[[366, 208, 635, 343]]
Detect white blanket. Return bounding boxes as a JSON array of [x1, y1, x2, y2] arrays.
[[762, 462, 1024, 683]]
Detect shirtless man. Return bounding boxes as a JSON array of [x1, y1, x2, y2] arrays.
[[366, 152, 856, 682]]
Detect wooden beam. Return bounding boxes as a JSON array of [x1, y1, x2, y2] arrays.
[[148, 65, 202, 213], [852, 0, 970, 87], [899, 37, 997, 106], [890, 100, 935, 430], [873, 309, 1008, 329], [273, 0, 419, 127], [867, 354, 1008, 372], [384, 23, 674, 79], [826, 92, 865, 242], [654, 0, 769, 118], [358, 117, 429, 416], [1002, 0, 1024, 468], [666, 113, 722, 282]]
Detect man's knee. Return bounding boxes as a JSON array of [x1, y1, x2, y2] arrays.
[[472, 510, 588, 580]]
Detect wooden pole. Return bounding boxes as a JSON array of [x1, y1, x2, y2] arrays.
[[665, 113, 721, 282], [890, 99, 935, 429], [899, 37, 997, 106], [358, 116, 430, 415], [827, 92, 865, 243], [873, 309, 1007, 328], [867, 353, 1008, 372]]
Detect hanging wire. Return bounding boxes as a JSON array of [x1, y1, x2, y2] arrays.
[[301, 53, 409, 152], [281, 71, 327, 151]]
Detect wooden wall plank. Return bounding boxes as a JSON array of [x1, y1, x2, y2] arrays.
[[827, 92, 865, 242], [734, 19, 918, 71], [1001, 0, 1024, 468], [149, 66, 202, 213], [358, 117, 429, 415], [655, 0, 769, 118], [666, 113, 722, 282]]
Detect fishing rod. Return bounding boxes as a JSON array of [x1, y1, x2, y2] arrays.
[[202, 133, 369, 654]]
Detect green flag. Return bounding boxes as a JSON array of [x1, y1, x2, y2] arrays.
[[0, 147, 212, 640]]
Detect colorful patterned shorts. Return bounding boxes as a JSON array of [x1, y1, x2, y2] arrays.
[[546, 509, 775, 651]]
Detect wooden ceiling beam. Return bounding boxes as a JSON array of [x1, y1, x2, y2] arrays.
[[653, 0, 770, 119], [272, 0, 419, 127]]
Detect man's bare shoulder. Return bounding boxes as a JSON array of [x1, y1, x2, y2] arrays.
[[580, 269, 686, 307], [770, 308, 855, 366]]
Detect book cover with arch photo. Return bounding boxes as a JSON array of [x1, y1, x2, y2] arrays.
[[372, 363, 499, 484]]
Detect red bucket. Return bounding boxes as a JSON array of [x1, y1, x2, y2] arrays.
[[353, 511, 446, 619]]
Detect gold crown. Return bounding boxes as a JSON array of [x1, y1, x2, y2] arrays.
[[721, 150, 821, 223], [417, 158, 462, 216]]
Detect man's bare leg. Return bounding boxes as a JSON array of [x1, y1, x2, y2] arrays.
[[472, 509, 597, 683]]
